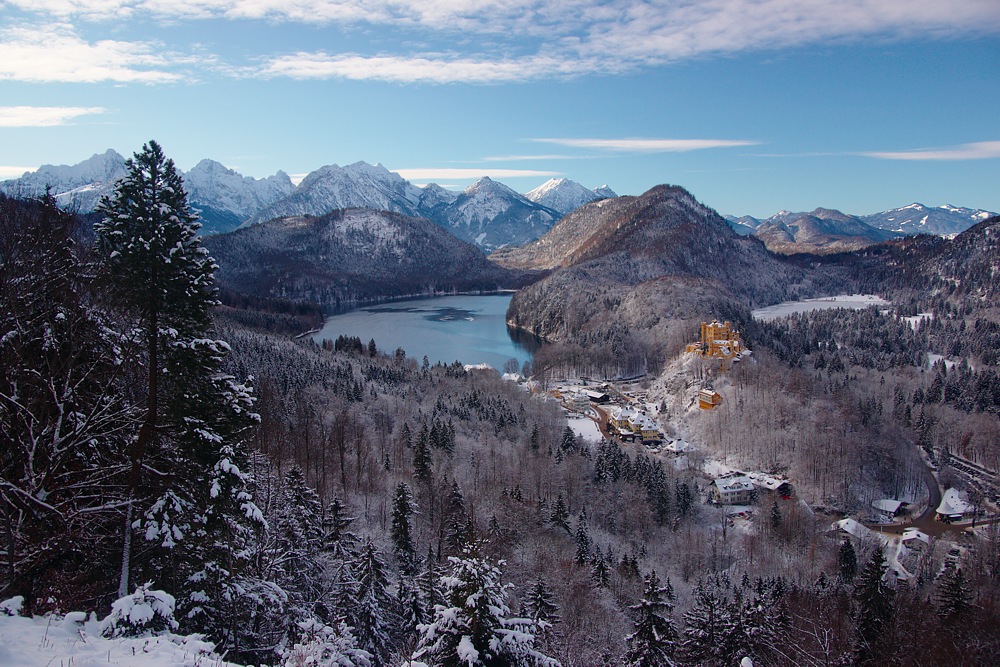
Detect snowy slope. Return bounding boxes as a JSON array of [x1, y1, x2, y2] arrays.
[[183, 159, 294, 220], [862, 203, 996, 237], [0, 149, 128, 212], [0, 610, 239, 667], [524, 178, 616, 216], [438, 177, 561, 249], [246, 161, 423, 225]]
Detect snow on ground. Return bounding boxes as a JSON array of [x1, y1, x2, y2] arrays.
[[566, 414, 603, 443], [752, 294, 890, 321], [926, 353, 956, 370], [903, 312, 934, 330], [0, 608, 237, 667]]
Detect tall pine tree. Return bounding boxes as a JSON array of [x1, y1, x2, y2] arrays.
[[95, 141, 263, 652], [623, 570, 679, 667]]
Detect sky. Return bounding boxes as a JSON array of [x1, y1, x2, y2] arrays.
[[1, 0, 998, 218]]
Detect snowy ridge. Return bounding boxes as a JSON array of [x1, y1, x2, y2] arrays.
[[862, 202, 997, 236], [0, 149, 128, 212], [525, 177, 617, 216], [247, 161, 424, 225], [183, 159, 294, 220]]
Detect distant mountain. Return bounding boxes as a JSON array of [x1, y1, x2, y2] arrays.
[[203, 208, 519, 310], [248, 169, 562, 250], [752, 208, 900, 255], [0, 151, 292, 236], [862, 203, 996, 237], [246, 162, 423, 226], [524, 178, 617, 216], [434, 177, 561, 250], [723, 215, 760, 236], [183, 159, 294, 235], [0, 150, 128, 213]]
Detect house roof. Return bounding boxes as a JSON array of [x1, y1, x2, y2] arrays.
[[872, 499, 904, 514], [937, 488, 972, 517], [714, 476, 754, 494]]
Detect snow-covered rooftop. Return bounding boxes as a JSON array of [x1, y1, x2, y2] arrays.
[[936, 488, 972, 518]]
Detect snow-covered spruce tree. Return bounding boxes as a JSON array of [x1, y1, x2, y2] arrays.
[[391, 482, 418, 575], [680, 576, 729, 666], [935, 566, 971, 622], [852, 549, 894, 666], [0, 193, 130, 610], [409, 543, 559, 667], [95, 141, 265, 652], [349, 540, 396, 666], [271, 466, 327, 616], [623, 570, 678, 667]]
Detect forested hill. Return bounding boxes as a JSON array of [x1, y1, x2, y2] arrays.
[[203, 207, 522, 310], [502, 185, 850, 376], [853, 215, 1000, 304]]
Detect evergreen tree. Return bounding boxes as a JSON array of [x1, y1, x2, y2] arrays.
[[324, 495, 360, 562], [936, 566, 972, 621], [838, 539, 858, 583], [681, 577, 728, 666], [391, 483, 418, 575], [350, 540, 395, 666], [560, 426, 576, 453], [413, 426, 433, 485], [410, 543, 559, 667], [623, 570, 679, 667], [574, 508, 592, 565], [549, 494, 570, 533], [96, 141, 263, 652], [445, 480, 470, 554], [523, 578, 561, 628], [853, 549, 895, 666]]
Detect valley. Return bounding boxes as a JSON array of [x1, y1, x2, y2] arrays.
[[2, 145, 999, 667]]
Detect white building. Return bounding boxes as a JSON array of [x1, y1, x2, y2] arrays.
[[711, 475, 756, 505]]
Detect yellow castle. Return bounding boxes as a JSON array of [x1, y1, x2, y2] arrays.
[[685, 321, 749, 360]]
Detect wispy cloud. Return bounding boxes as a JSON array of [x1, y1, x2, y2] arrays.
[[9, 1, 999, 84], [862, 141, 1000, 161], [258, 52, 598, 84], [531, 138, 762, 152], [0, 24, 186, 84], [394, 167, 560, 180], [0, 106, 106, 127], [480, 154, 587, 162]]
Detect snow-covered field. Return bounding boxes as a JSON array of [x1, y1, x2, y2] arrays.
[[566, 414, 603, 443], [752, 294, 890, 321]]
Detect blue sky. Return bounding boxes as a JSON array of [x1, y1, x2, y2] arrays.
[[1, 0, 998, 218]]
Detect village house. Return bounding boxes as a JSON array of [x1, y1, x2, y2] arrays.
[[699, 388, 723, 410], [936, 488, 973, 522], [710, 474, 756, 505]]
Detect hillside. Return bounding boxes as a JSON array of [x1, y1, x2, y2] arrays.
[[204, 208, 519, 309], [501, 185, 849, 376]]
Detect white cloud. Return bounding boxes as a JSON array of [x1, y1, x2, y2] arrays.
[[480, 154, 585, 162], [0, 24, 184, 83], [0, 166, 37, 179], [259, 52, 598, 84], [862, 141, 1000, 161], [394, 168, 561, 180], [0, 106, 106, 127], [531, 138, 761, 152], [9, 1, 999, 83]]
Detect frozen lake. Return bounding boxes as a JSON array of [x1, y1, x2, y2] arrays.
[[752, 294, 890, 321], [311, 294, 538, 370]]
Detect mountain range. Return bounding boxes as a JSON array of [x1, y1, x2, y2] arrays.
[[0, 151, 614, 250], [726, 203, 996, 254]]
